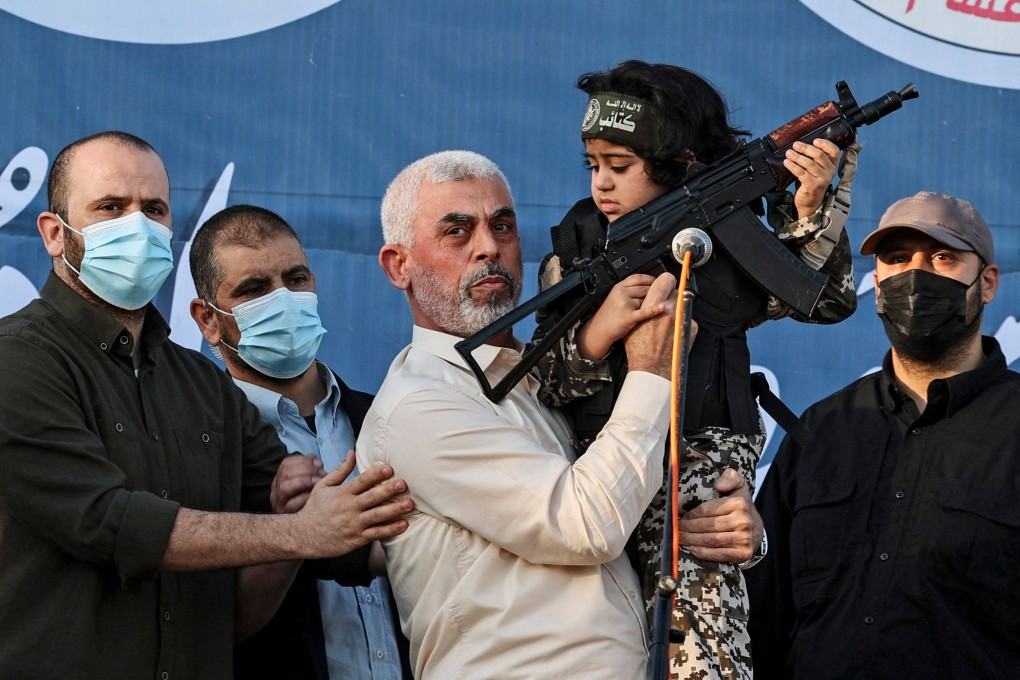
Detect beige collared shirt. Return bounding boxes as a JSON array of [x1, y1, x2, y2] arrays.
[[357, 326, 671, 679]]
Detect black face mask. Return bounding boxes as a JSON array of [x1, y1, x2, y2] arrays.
[[876, 268, 983, 362]]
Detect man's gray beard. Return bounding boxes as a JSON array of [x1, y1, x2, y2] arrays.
[[412, 262, 522, 337]]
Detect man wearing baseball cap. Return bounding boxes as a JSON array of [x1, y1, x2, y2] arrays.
[[746, 192, 1020, 679]]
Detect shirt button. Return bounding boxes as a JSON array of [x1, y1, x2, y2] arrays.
[[864, 616, 874, 624], [119, 335, 130, 345], [880, 553, 889, 561], [201, 433, 210, 443], [911, 427, 922, 435], [162, 673, 169, 680], [115, 423, 124, 433], [364, 593, 374, 603], [152, 432, 159, 441], [895, 491, 905, 499], [164, 611, 171, 621], [100, 342, 109, 350], [161, 490, 168, 499], [375, 650, 385, 660]]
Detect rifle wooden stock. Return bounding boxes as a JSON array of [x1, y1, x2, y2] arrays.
[[457, 81, 918, 402]]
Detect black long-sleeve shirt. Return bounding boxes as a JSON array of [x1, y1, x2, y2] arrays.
[[0, 273, 288, 680], [747, 337, 1020, 679]]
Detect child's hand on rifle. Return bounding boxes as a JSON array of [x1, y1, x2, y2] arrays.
[[785, 138, 841, 219], [576, 272, 673, 361]]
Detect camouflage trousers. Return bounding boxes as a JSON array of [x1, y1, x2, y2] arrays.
[[635, 425, 764, 680]]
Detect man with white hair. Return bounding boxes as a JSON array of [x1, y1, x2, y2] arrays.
[[357, 150, 680, 678]]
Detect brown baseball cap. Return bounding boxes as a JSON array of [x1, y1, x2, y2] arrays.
[[860, 191, 994, 264]]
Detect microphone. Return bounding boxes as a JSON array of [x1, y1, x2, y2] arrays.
[[670, 228, 712, 268]]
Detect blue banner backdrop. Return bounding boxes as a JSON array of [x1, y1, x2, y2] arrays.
[[2, 0, 1018, 471]]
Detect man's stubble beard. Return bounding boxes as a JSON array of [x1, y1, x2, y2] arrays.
[[208, 311, 309, 387], [885, 280, 985, 374], [60, 225, 145, 327], [889, 309, 984, 375], [411, 262, 522, 338]]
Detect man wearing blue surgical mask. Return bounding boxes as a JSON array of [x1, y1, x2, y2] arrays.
[[0, 132, 414, 680], [188, 204, 411, 680]]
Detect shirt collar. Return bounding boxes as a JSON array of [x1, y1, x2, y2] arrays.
[[232, 361, 343, 430], [937, 336, 1008, 418], [318, 363, 344, 426], [878, 336, 1008, 420], [40, 271, 169, 361], [411, 324, 523, 373], [878, 351, 904, 414]]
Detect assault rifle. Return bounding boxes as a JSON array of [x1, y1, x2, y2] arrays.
[[456, 81, 918, 402]]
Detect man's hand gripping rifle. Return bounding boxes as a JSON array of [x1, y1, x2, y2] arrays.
[[456, 81, 918, 402]]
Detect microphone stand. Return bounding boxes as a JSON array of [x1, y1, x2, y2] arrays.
[[646, 229, 710, 680]]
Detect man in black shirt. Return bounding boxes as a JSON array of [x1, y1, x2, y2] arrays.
[[747, 191, 1019, 679], [0, 131, 413, 680]]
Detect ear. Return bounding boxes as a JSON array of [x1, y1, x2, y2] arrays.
[[37, 212, 66, 257], [872, 268, 880, 303], [379, 244, 412, 291], [979, 263, 999, 304], [189, 297, 222, 347]]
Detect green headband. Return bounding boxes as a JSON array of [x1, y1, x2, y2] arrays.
[[580, 92, 655, 150]]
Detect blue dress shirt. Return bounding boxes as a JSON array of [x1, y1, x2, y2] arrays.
[[235, 365, 403, 680]]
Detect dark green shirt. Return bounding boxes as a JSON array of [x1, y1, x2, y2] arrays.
[[0, 273, 288, 680]]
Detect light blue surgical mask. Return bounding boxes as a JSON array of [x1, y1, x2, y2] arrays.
[[208, 287, 326, 379], [59, 211, 174, 310]]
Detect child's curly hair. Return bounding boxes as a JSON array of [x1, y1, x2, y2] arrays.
[[577, 60, 750, 187]]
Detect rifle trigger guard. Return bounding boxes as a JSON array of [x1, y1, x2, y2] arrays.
[[581, 268, 598, 295]]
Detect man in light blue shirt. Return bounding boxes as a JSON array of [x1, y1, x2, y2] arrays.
[[188, 204, 409, 680]]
